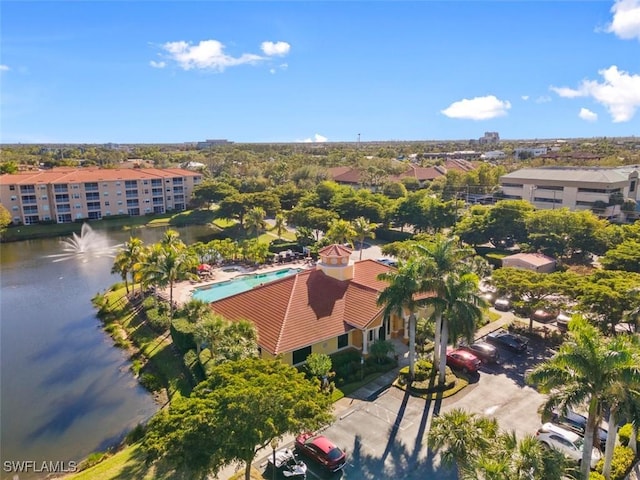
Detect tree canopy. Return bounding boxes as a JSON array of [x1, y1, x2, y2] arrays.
[[143, 358, 334, 480]]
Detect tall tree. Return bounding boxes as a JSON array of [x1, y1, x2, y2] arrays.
[[325, 218, 356, 246], [377, 260, 425, 379], [141, 243, 197, 318], [244, 206, 266, 238], [273, 212, 287, 239], [526, 317, 640, 480], [353, 216, 377, 261], [412, 235, 480, 385], [142, 358, 334, 480], [111, 237, 144, 295]]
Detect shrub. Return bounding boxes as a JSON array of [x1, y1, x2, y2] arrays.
[[145, 307, 170, 333], [374, 228, 413, 242], [170, 318, 196, 353], [183, 349, 204, 384], [618, 423, 633, 447], [589, 472, 606, 480], [78, 451, 109, 471], [595, 445, 635, 480], [199, 348, 216, 377], [142, 295, 157, 310], [125, 423, 146, 444], [139, 372, 163, 392]]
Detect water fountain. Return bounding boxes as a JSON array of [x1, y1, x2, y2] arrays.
[[49, 223, 121, 262]]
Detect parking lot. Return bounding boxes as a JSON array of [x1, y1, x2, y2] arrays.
[[256, 331, 557, 479]]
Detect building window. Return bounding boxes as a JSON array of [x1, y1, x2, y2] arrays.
[[9, 185, 15, 191], [10, 196, 17, 201], [104, 201, 110, 206], [368, 330, 375, 342], [292, 346, 312, 365], [631, 180, 637, 192], [337, 334, 348, 349]]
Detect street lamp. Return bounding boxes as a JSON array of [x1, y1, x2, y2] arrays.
[[270, 438, 278, 480]]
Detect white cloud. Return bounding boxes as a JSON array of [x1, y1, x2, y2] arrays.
[[606, 0, 640, 41], [270, 68, 276, 74], [579, 108, 598, 122], [301, 133, 328, 143], [551, 66, 640, 122], [0, 65, 9, 71], [441, 95, 511, 120], [535, 95, 552, 103], [149, 60, 166, 69], [261, 41, 291, 57], [521, 95, 529, 101], [159, 39, 263, 71]]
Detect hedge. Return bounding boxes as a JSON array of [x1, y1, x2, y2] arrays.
[[170, 318, 196, 353]]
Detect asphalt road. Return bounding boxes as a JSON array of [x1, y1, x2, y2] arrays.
[[257, 335, 557, 480]]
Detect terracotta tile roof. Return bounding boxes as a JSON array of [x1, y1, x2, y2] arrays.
[[318, 244, 353, 256], [210, 260, 394, 355], [0, 167, 201, 185], [328, 167, 362, 184]]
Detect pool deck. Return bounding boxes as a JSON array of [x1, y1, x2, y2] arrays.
[[167, 260, 314, 305]]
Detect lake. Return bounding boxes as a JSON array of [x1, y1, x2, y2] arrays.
[[0, 224, 215, 479]]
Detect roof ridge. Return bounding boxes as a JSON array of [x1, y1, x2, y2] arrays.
[[277, 271, 301, 353]]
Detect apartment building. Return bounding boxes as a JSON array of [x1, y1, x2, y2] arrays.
[[499, 166, 639, 218], [0, 167, 203, 224]]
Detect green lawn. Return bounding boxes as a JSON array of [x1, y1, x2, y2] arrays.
[[65, 443, 189, 480]]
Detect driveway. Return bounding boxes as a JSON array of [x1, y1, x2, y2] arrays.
[[258, 331, 555, 480]]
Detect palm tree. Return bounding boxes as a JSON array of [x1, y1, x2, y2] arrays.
[[325, 219, 356, 247], [429, 409, 569, 480], [411, 235, 478, 384], [160, 229, 184, 251], [141, 243, 198, 318], [245, 206, 266, 239], [600, 334, 640, 479], [527, 316, 640, 480], [377, 259, 425, 379], [273, 212, 287, 240], [195, 315, 258, 365], [423, 271, 485, 385], [111, 236, 144, 295], [352, 216, 377, 261], [428, 408, 498, 478]]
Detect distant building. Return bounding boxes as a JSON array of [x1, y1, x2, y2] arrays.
[[499, 166, 639, 220], [481, 150, 507, 160], [479, 132, 500, 144], [514, 147, 548, 159], [196, 139, 232, 149], [0, 167, 203, 225], [502, 253, 556, 273]]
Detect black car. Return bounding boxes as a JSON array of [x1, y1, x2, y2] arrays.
[[485, 329, 528, 353], [551, 407, 608, 450], [459, 340, 500, 364]]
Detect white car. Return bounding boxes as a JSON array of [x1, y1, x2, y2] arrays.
[[535, 422, 601, 469]]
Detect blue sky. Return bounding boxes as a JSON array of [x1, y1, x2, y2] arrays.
[[1, 1, 639, 144]]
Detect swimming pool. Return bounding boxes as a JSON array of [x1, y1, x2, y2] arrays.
[[191, 267, 303, 303]]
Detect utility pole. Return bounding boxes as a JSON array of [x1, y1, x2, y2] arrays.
[[357, 133, 360, 150]]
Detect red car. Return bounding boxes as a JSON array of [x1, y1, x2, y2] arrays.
[[446, 347, 482, 373], [295, 432, 346, 472]]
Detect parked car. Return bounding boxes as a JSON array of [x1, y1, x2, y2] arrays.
[[493, 297, 512, 311], [550, 407, 608, 450], [459, 340, 500, 364], [446, 347, 482, 373], [485, 329, 528, 353], [531, 309, 557, 324], [535, 422, 602, 469], [295, 433, 347, 472], [376, 258, 398, 268]]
